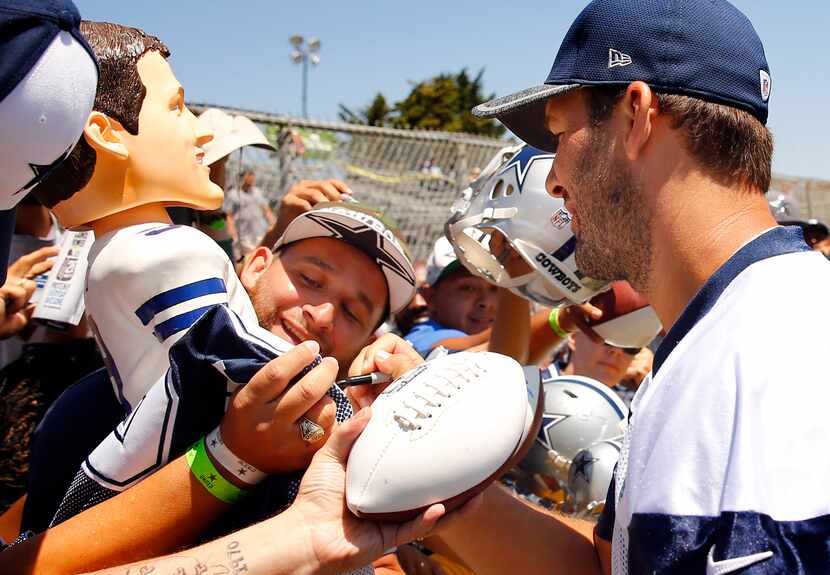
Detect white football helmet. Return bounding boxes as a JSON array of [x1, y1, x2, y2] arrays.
[[567, 439, 621, 516], [519, 374, 627, 485], [446, 144, 608, 307]]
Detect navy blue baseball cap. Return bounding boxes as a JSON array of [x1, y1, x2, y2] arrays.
[[0, 0, 97, 283], [473, 0, 771, 153]]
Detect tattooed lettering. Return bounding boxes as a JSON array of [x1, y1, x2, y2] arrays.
[[226, 541, 248, 575]]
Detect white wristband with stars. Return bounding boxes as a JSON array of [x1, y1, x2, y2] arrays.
[[205, 426, 267, 486]]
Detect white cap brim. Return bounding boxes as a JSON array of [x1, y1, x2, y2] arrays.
[[200, 109, 276, 167]]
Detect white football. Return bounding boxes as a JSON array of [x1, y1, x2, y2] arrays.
[[346, 351, 544, 520]]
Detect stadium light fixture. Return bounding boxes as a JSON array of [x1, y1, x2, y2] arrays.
[[289, 35, 322, 118]]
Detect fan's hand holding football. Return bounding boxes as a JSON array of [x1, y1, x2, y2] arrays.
[[557, 302, 604, 343], [219, 340, 338, 475], [288, 407, 478, 574], [346, 333, 424, 410]]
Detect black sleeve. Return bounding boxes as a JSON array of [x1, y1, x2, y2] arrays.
[[595, 473, 616, 542]]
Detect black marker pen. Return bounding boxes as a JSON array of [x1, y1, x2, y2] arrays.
[[335, 372, 393, 388]]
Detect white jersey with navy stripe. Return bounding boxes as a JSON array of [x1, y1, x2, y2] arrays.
[[85, 223, 256, 411], [598, 227, 830, 574]]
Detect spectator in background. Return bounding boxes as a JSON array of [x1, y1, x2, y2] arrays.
[[196, 109, 276, 261], [224, 169, 276, 256], [404, 236, 498, 357], [393, 259, 429, 337], [552, 333, 652, 405]]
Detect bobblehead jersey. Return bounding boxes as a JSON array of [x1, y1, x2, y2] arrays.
[[85, 222, 256, 410]]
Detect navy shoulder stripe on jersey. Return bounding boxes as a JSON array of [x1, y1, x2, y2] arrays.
[[152, 304, 217, 342], [654, 226, 810, 375], [135, 277, 226, 325]]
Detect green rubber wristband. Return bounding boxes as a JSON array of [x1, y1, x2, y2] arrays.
[[548, 308, 570, 338], [186, 437, 247, 504]]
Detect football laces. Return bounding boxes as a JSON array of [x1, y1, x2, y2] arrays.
[[392, 365, 477, 430]]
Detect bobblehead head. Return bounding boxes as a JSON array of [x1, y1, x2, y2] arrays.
[[33, 21, 223, 231]]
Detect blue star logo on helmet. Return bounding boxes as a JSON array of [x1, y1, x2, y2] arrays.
[[571, 450, 599, 481], [536, 413, 568, 450], [496, 146, 554, 193]]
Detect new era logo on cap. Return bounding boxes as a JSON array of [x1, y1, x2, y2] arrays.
[[759, 69, 771, 102], [608, 48, 632, 68]]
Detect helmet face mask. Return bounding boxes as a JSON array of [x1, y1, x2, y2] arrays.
[[446, 144, 609, 307]]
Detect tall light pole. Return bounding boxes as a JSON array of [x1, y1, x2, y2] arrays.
[[289, 35, 321, 118]]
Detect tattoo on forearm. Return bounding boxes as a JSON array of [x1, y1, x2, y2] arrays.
[[226, 541, 249, 575], [119, 558, 232, 575]]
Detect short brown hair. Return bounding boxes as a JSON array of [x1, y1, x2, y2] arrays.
[[584, 86, 773, 193], [33, 22, 170, 208]]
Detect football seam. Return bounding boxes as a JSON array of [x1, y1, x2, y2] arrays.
[[359, 382, 470, 513], [356, 422, 398, 507]]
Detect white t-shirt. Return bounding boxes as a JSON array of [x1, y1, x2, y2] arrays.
[[599, 226, 830, 574], [85, 223, 257, 411]]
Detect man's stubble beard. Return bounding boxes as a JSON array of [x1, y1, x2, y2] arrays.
[[249, 280, 280, 334], [571, 126, 653, 292]]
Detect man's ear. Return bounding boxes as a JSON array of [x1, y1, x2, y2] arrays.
[[83, 112, 129, 160], [622, 81, 658, 161], [239, 246, 274, 291]]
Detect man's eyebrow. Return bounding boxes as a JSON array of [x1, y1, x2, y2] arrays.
[[303, 255, 377, 317], [303, 256, 336, 273]]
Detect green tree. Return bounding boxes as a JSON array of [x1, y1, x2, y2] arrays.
[[338, 92, 394, 127], [338, 69, 505, 137]]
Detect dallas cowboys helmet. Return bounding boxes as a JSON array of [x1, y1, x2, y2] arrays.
[[567, 439, 621, 516], [446, 144, 608, 307], [519, 374, 627, 485]]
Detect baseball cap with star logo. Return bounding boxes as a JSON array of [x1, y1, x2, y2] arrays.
[[272, 202, 416, 314]]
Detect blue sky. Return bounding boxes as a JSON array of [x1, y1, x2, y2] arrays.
[[76, 1, 830, 180]]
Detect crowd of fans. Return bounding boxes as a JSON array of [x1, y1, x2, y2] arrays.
[[1, 1, 829, 574]]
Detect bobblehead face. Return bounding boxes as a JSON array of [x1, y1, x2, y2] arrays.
[[50, 50, 222, 230], [122, 51, 219, 207]]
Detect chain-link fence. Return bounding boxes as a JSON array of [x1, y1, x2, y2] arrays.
[[190, 103, 830, 259], [190, 103, 507, 261]]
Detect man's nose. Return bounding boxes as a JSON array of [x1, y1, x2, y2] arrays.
[[546, 164, 565, 198], [478, 291, 497, 311], [304, 302, 335, 333]]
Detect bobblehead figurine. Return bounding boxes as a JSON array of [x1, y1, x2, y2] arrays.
[[34, 22, 260, 411]]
